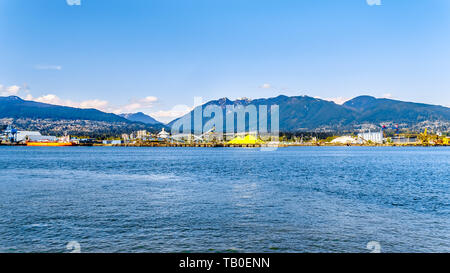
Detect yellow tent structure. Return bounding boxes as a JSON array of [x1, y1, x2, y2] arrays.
[[227, 135, 265, 145]]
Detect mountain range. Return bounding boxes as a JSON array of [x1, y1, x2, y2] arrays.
[[1, 95, 450, 135], [0, 96, 165, 136], [0, 96, 126, 122], [169, 95, 450, 132]]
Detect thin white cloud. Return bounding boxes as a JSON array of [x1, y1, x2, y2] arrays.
[[24, 94, 34, 100], [150, 105, 193, 124], [0, 85, 21, 96], [25, 92, 160, 116], [382, 93, 393, 99], [66, 0, 81, 6], [29, 94, 110, 111], [35, 65, 62, 71], [112, 96, 159, 114], [367, 0, 382, 6], [140, 96, 158, 103], [78, 99, 110, 110], [260, 83, 271, 89], [116, 103, 142, 113]]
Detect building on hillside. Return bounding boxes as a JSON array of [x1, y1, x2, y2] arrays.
[[358, 130, 384, 144], [136, 130, 148, 139], [121, 134, 130, 141]]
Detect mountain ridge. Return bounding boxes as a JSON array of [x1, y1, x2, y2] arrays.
[[168, 95, 450, 132], [2, 95, 449, 134], [119, 112, 161, 125], [0, 96, 166, 136], [0, 96, 128, 122]]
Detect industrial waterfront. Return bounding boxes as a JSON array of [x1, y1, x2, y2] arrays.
[[1, 124, 449, 147], [0, 146, 448, 253]]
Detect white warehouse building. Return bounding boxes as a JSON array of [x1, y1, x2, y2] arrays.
[[15, 131, 57, 143], [15, 131, 42, 142]]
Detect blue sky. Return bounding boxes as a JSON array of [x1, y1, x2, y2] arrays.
[[1, 0, 450, 122]]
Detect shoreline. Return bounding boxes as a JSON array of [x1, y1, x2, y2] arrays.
[[1, 143, 448, 148]]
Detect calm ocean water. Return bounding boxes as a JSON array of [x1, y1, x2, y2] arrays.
[[0, 146, 449, 253]]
